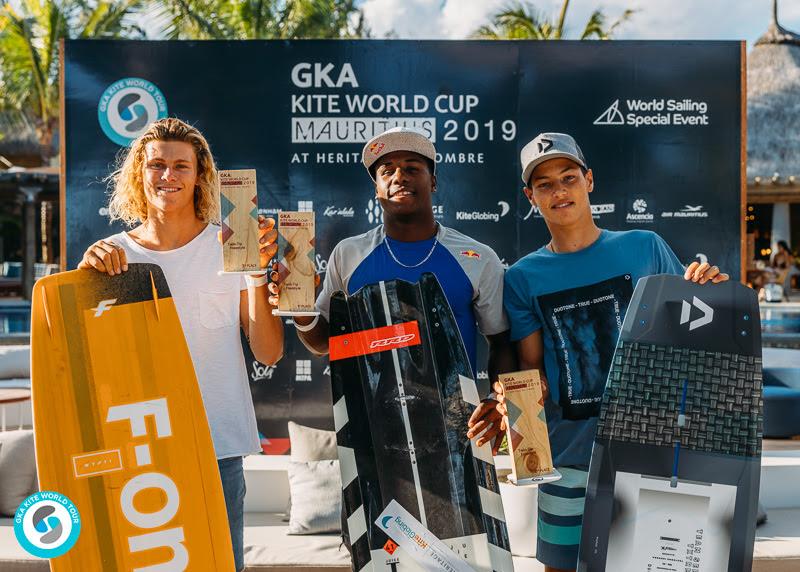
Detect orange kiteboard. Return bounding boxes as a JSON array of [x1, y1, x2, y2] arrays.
[[30, 263, 234, 571]]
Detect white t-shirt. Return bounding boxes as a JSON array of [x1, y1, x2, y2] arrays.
[[107, 224, 260, 459]]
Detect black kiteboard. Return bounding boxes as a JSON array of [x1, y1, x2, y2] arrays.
[[329, 272, 513, 572], [579, 274, 763, 572]]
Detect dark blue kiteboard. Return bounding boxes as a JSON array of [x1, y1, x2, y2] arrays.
[[579, 275, 763, 572], [329, 272, 513, 572]]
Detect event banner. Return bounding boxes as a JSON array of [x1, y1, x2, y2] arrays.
[[62, 40, 743, 450]]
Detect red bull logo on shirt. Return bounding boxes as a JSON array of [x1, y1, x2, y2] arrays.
[[460, 250, 481, 259]]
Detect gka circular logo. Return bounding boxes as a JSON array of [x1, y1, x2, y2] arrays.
[[14, 491, 81, 558], [98, 77, 168, 146]]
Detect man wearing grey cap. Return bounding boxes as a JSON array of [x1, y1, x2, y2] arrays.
[[270, 125, 513, 400], [467, 132, 729, 572]]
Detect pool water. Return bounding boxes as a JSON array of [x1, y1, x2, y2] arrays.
[[2, 304, 800, 343], [0, 305, 30, 335], [761, 307, 800, 347]]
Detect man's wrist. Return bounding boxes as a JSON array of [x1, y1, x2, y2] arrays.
[[245, 273, 268, 287], [294, 314, 319, 332]]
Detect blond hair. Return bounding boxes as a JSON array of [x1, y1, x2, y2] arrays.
[[107, 118, 220, 226]]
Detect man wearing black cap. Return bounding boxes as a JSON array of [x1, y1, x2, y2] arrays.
[[467, 132, 729, 572], [270, 125, 513, 399]]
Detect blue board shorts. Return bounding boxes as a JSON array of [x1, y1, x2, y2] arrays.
[[536, 467, 589, 570]]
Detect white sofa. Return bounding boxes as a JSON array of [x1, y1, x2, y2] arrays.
[[2, 452, 799, 571]]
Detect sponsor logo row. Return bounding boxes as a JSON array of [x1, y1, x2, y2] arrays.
[[261, 200, 711, 225]]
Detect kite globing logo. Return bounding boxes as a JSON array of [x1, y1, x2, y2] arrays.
[[98, 78, 168, 146], [14, 491, 81, 558]]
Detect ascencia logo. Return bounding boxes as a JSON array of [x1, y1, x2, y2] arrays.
[[15, 491, 81, 558], [594, 98, 709, 128], [98, 78, 168, 146], [626, 199, 654, 223]]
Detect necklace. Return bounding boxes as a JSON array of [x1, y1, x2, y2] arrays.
[[384, 233, 439, 269]]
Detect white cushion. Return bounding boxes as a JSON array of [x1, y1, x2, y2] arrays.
[[288, 422, 337, 462], [0, 347, 29, 380], [0, 431, 36, 517], [243, 512, 350, 568], [287, 460, 342, 535]]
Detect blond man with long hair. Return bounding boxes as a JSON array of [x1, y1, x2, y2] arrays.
[[79, 117, 283, 572]]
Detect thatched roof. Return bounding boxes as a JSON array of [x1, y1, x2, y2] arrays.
[[748, 0, 800, 186], [0, 110, 40, 158]]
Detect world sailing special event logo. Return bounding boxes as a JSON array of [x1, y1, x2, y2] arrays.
[[594, 98, 709, 128], [98, 78, 168, 146], [14, 491, 81, 558]]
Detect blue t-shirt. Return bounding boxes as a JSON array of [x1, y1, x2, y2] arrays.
[[504, 229, 684, 468], [317, 225, 509, 374]]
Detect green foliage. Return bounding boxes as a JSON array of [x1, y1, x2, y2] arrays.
[[0, 0, 145, 160], [472, 0, 635, 41], [0, 0, 366, 161], [149, 0, 366, 40]]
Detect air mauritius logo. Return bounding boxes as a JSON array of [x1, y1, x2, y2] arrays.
[[680, 296, 714, 331], [98, 78, 168, 146], [369, 142, 386, 155], [14, 492, 81, 558]]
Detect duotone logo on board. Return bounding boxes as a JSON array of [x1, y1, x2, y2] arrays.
[[98, 78, 168, 146]]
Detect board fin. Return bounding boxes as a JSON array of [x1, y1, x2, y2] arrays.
[[41, 285, 53, 338], [149, 270, 160, 321]]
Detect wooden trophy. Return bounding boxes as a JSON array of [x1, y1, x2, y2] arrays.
[[219, 169, 261, 274], [498, 369, 561, 485], [273, 211, 319, 316]]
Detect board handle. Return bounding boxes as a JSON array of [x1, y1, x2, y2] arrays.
[[149, 271, 161, 321], [41, 285, 53, 338]]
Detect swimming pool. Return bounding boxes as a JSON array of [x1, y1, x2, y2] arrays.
[[2, 302, 800, 346], [761, 306, 800, 348], [0, 303, 30, 336]]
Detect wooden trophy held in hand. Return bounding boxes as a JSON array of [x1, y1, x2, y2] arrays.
[[219, 169, 262, 274], [498, 369, 562, 486], [273, 211, 319, 317]]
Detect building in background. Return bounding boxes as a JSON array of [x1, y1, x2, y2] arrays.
[[747, 1, 800, 292]]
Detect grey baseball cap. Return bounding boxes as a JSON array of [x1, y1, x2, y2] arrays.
[[362, 127, 437, 181], [520, 132, 587, 185]]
